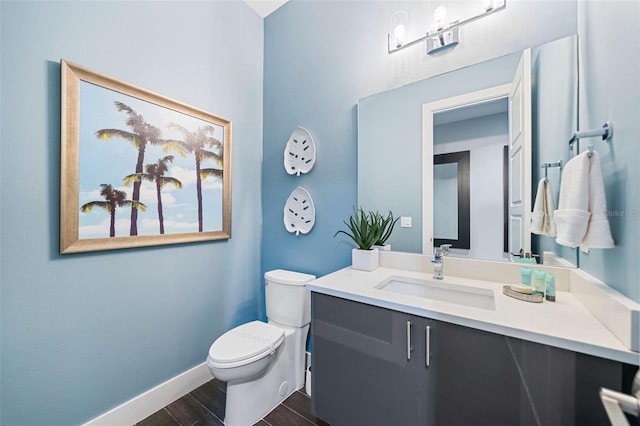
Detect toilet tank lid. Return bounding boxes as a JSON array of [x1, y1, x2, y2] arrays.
[[264, 269, 316, 285]]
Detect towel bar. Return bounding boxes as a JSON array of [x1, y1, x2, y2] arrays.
[[570, 121, 613, 144], [568, 121, 613, 158], [541, 161, 562, 179]]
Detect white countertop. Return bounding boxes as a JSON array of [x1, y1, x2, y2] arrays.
[[307, 266, 640, 365]]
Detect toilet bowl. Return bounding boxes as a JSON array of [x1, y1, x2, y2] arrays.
[[206, 269, 315, 426], [207, 321, 285, 383]]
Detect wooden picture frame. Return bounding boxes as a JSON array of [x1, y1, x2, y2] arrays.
[[60, 59, 232, 253]]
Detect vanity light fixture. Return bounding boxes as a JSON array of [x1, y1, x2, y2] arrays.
[[387, 0, 507, 55]]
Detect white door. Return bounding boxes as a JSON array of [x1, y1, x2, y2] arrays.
[[508, 49, 532, 258]]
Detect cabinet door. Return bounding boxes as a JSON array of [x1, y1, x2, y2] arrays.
[[505, 336, 635, 426], [432, 321, 522, 425], [505, 336, 576, 426], [312, 293, 428, 426], [434, 321, 637, 426]]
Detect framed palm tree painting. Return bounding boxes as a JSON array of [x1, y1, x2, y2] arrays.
[[60, 60, 232, 253]]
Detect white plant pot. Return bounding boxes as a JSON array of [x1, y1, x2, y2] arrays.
[[352, 248, 379, 271], [372, 244, 391, 251]]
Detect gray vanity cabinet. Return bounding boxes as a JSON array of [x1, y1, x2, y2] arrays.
[[311, 293, 522, 425], [311, 292, 638, 426], [311, 292, 435, 425]]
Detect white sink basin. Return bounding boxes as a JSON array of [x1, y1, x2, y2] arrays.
[[375, 276, 496, 310]]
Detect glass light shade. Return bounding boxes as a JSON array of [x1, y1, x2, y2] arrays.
[[389, 10, 409, 48], [434, 6, 447, 31]]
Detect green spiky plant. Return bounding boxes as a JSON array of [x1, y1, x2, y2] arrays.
[[372, 211, 399, 247], [334, 207, 384, 250]]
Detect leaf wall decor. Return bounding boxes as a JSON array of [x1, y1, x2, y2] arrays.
[[284, 187, 315, 236], [284, 126, 316, 176]]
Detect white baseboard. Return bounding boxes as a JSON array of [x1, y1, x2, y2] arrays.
[[84, 362, 212, 426]]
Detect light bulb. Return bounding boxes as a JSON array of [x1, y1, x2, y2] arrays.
[[389, 10, 409, 48], [434, 6, 447, 31], [393, 24, 407, 47]]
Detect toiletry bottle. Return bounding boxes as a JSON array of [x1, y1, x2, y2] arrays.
[[520, 267, 533, 285], [515, 257, 537, 264], [545, 272, 556, 301], [532, 270, 546, 294]]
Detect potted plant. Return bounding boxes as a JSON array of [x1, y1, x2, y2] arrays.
[[334, 207, 384, 271], [372, 211, 399, 251]]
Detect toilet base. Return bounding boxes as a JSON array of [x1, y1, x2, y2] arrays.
[[223, 323, 308, 426]]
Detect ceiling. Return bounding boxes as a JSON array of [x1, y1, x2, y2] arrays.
[[244, 0, 288, 17]]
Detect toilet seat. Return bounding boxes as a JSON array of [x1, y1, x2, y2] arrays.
[[208, 321, 284, 369]]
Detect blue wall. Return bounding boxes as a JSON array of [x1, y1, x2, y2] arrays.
[[577, 1, 640, 302], [0, 1, 263, 424], [261, 0, 577, 306]]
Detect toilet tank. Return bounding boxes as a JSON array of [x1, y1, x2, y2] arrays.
[[265, 269, 315, 327]]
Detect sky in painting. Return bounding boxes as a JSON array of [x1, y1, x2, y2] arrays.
[[78, 81, 224, 239]]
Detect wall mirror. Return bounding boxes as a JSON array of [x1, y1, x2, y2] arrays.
[[357, 34, 578, 267]]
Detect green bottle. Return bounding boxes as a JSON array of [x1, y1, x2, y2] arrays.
[[545, 272, 556, 302]]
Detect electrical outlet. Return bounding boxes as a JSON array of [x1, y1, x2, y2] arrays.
[[400, 216, 412, 228]]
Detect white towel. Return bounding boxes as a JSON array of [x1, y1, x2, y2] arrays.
[[531, 178, 556, 237], [554, 150, 614, 251]]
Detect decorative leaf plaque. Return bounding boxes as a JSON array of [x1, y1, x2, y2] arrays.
[[284, 126, 316, 176], [284, 187, 315, 235]]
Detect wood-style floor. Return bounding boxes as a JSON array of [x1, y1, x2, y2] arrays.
[[135, 378, 329, 426]]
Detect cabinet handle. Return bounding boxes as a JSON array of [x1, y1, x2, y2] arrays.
[[406, 320, 413, 360], [425, 326, 431, 367]]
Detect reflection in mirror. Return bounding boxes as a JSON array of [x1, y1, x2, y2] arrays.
[[530, 36, 579, 267], [433, 151, 470, 250], [434, 162, 458, 239], [434, 104, 506, 261], [357, 35, 578, 267], [426, 59, 530, 263]]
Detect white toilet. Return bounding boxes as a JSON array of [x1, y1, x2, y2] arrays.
[[206, 269, 315, 426]]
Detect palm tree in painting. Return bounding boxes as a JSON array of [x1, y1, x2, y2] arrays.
[[95, 102, 163, 237], [80, 184, 146, 237], [124, 156, 182, 235], [163, 124, 223, 232]]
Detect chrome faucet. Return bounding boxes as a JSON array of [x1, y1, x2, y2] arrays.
[[431, 244, 451, 280]]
